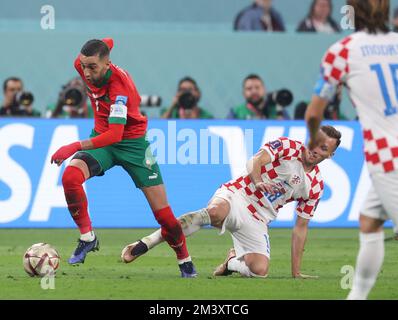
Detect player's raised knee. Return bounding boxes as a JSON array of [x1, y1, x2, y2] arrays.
[[62, 166, 85, 188], [206, 198, 230, 228], [248, 264, 269, 277], [62, 166, 76, 187]]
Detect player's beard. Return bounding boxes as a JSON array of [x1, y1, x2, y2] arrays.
[[90, 68, 108, 86]]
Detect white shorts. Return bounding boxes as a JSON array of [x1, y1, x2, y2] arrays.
[[361, 170, 398, 227], [209, 186, 271, 259]]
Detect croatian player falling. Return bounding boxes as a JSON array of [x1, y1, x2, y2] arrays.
[[305, 0, 398, 299], [50, 38, 197, 278], [122, 126, 341, 278]]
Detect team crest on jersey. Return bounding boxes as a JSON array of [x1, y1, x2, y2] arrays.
[[290, 175, 301, 185], [269, 140, 282, 150], [115, 95, 127, 105]]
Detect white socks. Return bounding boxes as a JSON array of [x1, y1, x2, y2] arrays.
[[80, 230, 95, 242], [179, 208, 211, 236], [141, 208, 211, 250], [227, 257, 267, 278], [347, 231, 385, 300], [142, 229, 162, 250], [227, 257, 252, 277]]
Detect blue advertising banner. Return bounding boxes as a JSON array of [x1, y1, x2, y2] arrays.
[[0, 119, 390, 228]]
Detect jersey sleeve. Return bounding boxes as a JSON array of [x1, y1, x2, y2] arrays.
[[260, 137, 302, 162], [108, 79, 129, 125], [313, 36, 352, 101], [296, 169, 324, 220]]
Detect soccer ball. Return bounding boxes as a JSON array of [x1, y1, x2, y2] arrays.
[[23, 243, 60, 277]]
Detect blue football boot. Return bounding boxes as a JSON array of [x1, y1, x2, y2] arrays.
[[68, 237, 100, 265], [179, 261, 198, 278]]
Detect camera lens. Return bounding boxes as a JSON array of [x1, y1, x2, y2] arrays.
[[274, 89, 293, 107], [64, 88, 83, 106], [140, 95, 162, 107], [178, 91, 197, 110], [16, 91, 34, 106]]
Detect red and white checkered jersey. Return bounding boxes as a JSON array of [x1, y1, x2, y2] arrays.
[[222, 137, 324, 221], [315, 31, 398, 174]]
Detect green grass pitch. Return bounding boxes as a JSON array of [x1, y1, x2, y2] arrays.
[[0, 228, 397, 300]]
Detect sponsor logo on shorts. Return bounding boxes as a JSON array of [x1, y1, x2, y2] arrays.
[[149, 173, 158, 180]]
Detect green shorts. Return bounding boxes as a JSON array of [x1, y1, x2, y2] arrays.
[[78, 130, 163, 188]]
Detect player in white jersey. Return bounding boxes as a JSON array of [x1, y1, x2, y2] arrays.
[[120, 126, 341, 278], [305, 0, 396, 299]]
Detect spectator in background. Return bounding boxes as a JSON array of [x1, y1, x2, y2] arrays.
[[46, 77, 93, 118], [393, 7, 398, 32], [297, 0, 340, 34], [161, 77, 213, 119], [0, 77, 40, 117], [229, 74, 291, 120], [234, 0, 285, 32]]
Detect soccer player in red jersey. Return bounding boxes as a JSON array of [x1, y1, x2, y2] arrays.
[[50, 38, 197, 277]]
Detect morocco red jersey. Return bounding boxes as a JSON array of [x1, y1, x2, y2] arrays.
[[74, 51, 147, 139]]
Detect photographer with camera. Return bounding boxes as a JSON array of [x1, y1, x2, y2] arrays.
[[229, 74, 292, 120], [0, 77, 40, 117], [46, 77, 93, 118], [161, 77, 213, 119]]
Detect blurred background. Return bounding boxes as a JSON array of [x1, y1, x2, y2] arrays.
[[0, 0, 396, 228], [3, 0, 398, 120]]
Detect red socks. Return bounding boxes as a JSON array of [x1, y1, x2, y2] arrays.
[[154, 206, 189, 260], [62, 166, 189, 261], [62, 166, 92, 234]]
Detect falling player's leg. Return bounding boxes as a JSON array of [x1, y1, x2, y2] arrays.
[[121, 195, 230, 263], [213, 202, 270, 278], [113, 135, 199, 276], [121, 208, 211, 262], [141, 184, 198, 277], [216, 253, 269, 278]]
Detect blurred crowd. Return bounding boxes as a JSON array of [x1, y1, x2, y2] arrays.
[[3, 0, 398, 121], [235, 0, 341, 33], [0, 72, 347, 121]]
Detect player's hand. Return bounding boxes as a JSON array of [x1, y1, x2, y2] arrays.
[[308, 130, 327, 150], [293, 273, 319, 279], [254, 182, 283, 195], [51, 142, 81, 166]]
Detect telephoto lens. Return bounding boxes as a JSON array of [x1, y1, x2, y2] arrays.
[[16, 91, 34, 106], [64, 88, 83, 106], [272, 89, 293, 107], [178, 91, 198, 110], [140, 95, 162, 107]]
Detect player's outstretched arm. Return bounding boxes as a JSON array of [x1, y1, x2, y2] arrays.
[[291, 215, 318, 279], [305, 96, 328, 150], [51, 123, 124, 166]]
